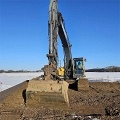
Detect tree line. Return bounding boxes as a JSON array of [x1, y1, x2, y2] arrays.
[[86, 66, 120, 72], [0, 66, 120, 73], [0, 70, 42, 73]]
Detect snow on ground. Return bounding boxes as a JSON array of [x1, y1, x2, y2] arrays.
[[85, 72, 120, 82], [0, 72, 43, 91], [0, 72, 120, 92]]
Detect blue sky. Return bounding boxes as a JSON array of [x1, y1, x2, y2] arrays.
[[0, 0, 120, 70]]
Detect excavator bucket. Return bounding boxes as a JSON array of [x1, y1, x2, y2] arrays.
[[26, 79, 69, 109]]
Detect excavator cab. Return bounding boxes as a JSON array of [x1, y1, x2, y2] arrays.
[[58, 57, 86, 79], [73, 57, 85, 79]]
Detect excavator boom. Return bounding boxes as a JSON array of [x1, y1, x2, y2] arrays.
[[58, 13, 73, 79]]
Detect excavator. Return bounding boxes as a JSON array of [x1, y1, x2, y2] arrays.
[[26, 0, 89, 109]]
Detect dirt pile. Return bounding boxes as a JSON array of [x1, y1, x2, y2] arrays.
[[68, 82, 120, 116], [0, 80, 120, 120]]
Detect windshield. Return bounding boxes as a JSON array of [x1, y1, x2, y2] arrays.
[[74, 60, 83, 69], [74, 59, 83, 75]]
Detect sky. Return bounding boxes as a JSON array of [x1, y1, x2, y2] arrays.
[[0, 0, 120, 70]]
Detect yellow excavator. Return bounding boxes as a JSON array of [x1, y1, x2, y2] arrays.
[[26, 0, 89, 109]]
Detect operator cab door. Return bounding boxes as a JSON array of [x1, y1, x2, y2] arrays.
[[73, 58, 85, 79]]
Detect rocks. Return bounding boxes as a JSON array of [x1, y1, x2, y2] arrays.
[[105, 106, 120, 116]]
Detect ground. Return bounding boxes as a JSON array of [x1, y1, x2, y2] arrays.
[[0, 79, 120, 120]]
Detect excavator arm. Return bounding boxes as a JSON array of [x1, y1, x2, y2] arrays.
[[47, 0, 58, 70]]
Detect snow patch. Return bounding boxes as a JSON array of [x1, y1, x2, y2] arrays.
[[85, 72, 120, 82], [0, 72, 43, 92]]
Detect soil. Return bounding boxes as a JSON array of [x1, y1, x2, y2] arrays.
[[0, 79, 120, 120]]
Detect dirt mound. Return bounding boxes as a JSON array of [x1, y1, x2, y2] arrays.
[[0, 80, 120, 119]]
